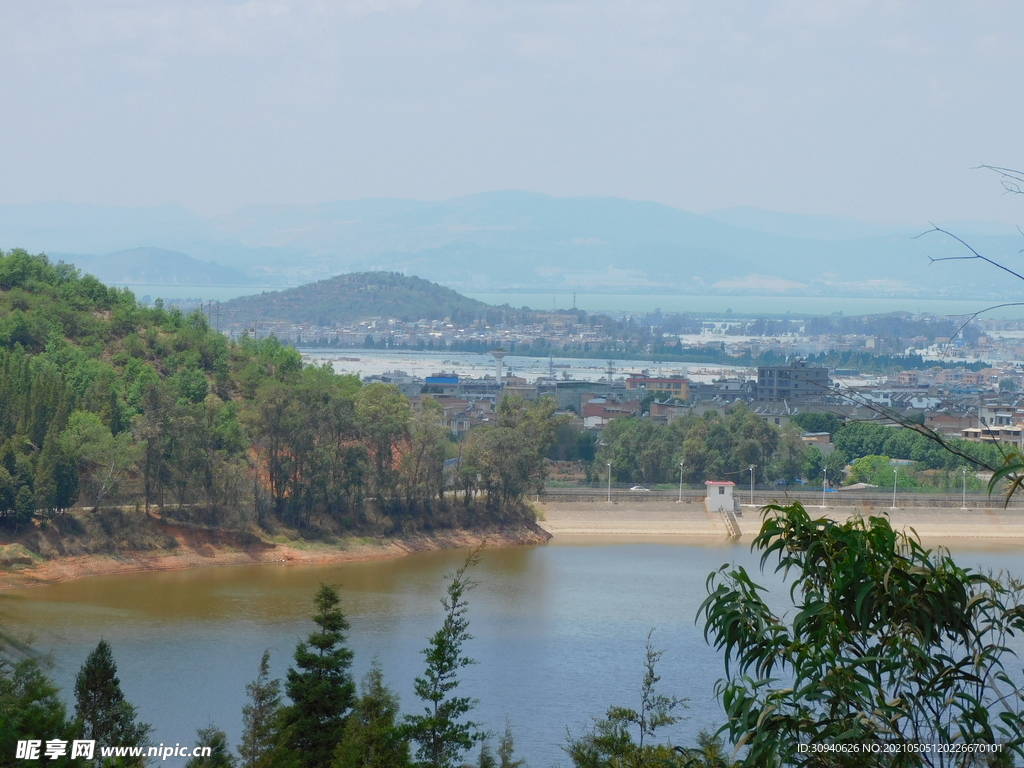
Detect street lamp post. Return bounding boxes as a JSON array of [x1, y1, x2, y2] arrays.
[[749, 464, 756, 506], [962, 467, 968, 510], [607, 463, 612, 503], [678, 462, 684, 503], [892, 467, 898, 510], [822, 466, 827, 508]]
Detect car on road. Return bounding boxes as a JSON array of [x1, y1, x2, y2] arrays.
[[629, 485, 650, 492]]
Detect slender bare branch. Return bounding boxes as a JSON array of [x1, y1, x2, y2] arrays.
[[805, 189, 1024, 502], [910, 224, 1024, 353], [803, 377, 1005, 473], [837, 388, 1004, 472], [939, 303, 1024, 359], [977, 164, 1024, 195], [917, 225, 1024, 283]]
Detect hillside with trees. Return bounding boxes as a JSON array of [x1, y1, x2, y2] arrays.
[[220, 271, 499, 327], [0, 250, 557, 560]]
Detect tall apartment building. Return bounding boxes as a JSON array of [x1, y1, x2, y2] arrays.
[[754, 360, 832, 402]]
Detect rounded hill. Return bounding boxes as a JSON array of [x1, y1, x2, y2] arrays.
[[220, 271, 493, 326]]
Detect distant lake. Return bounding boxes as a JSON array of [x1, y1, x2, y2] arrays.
[[5, 542, 1024, 767], [302, 349, 747, 383], [107, 283, 1024, 319], [108, 284, 274, 303], [465, 293, 1024, 319]]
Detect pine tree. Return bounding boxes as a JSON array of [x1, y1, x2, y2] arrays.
[[476, 741, 496, 768], [403, 546, 485, 768], [0, 658, 75, 766], [185, 725, 238, 768], [34, 411, 78, 512], [13, 484, 33, 527], [277, 584, 356, 768], [238, 650, 281, 768], [333, 662, 410, 768], [73, 640, 151, 763], [496, 720, 524, 768], [564, 631, 686, 768]]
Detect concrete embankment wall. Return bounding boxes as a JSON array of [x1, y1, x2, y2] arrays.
[[535, 499, 1024, 542], [541, 489, 1024, 510]]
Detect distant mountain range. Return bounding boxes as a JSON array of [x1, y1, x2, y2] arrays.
[[1, 193, 1021, 298], [54, 247, 256, 286]]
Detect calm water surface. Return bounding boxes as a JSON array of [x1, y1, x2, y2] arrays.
[[5, 542, 1024, 767], [110, 284, 1024, 319], [464, 293, 1024, 319]]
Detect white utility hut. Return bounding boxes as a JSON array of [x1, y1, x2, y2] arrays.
[[704, 480, 737, 512]]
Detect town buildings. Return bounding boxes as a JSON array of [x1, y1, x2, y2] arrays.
[[246, 305, 1024, 444], [625, 375, 690, 400]]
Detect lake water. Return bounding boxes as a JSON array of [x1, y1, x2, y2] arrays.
[[464, 293, 1024, 319], [301, 348, 749, 384], [107, 283, 1024, 320], [5, 541, 1024, 767]]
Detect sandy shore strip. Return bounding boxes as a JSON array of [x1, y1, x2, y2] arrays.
[[0, 527, 548, 590], [8, 501, 1024, 589], [536, 501, 1024, 546]]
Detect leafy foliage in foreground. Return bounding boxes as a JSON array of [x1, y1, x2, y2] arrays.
[[701, 502, 1024, 767], [184, 726, 238, 768], [333, 663, 411, 768]]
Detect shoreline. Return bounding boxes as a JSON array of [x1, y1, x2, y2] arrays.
[[0, 526, 549, 591], [535, 502, 1024, 551], [8, 500, 1024, 589]]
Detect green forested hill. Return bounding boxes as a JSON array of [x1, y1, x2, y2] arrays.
[[220, 271, 495, 326], [0, 250, 556, 548]]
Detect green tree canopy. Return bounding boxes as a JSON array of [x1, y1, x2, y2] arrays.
[[789, 412, 842, 435], [276, 584, 356, 768], [333, 662, 411, 768], [73, 640, 151, 764], [0, 658, 75, 766], [239, 650, 282, 768], [185, 725, 238, 768]]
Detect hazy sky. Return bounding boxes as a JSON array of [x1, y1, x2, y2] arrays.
[[3, 1, 1024, 225]]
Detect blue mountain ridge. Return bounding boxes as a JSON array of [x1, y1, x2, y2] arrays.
[[0, 192, 1020, 298]]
